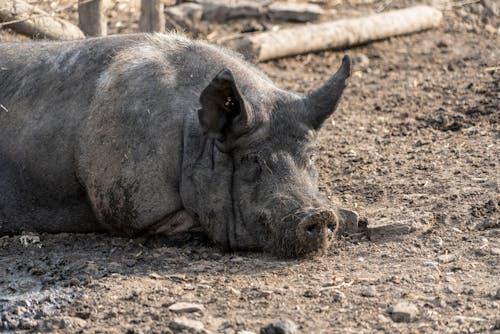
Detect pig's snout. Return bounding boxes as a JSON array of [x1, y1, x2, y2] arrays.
[[296, 209, 338, 254]]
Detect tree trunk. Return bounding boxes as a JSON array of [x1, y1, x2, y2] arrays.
[[0, 0, 84, 40]]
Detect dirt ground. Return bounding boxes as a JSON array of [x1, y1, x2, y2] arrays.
[[0, 0, 499, 333]]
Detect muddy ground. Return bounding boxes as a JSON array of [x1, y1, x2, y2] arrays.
[[0, 0, 499, 333]]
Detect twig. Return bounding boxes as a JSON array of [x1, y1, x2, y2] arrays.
[[0, 14, 43, 27], [484, 66, 499, 72], [0, 104, 8, 113]]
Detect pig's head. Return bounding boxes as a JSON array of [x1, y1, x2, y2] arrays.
[[181, 55, 357, 257]]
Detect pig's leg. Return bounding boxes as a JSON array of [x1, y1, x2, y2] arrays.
[[78, 161, 186, 235], [147, 210, 200, 235]]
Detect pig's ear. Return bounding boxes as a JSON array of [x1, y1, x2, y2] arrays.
[[198, 68, 250, 139], [304, 55, 351, 129]]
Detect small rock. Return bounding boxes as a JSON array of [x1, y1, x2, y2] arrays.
[[494, 288, 500, 300], [16, 300, 31, 308], [260, 290, 273, 299], [230, 287, 241, 296], [352, 54, 370, 68], [490, 247, 500, 255], [361, 286, 377, 297], [18, 318, 37, 330], [19, 234, 41, 247], [437, 253, 456, 263], [303, 290, 319, 298], [60, 316, 87, 328], [168, 317, 204, 332], [445, 285, 459, 294], [436, 41, 448, 48], [260, 319, 298, 334], [463, 286, 475, 295], [482, 0, 499, 16], [485, 24, 498, 34], [238, 331, 256, 334], [12, 306, 27, 315], [390, 301, 419, 322], [148, 272, 162, 280], [2, 314, 18, 329], [377, 314, 391, 323], [168, 302, 205, 313], [331, 290, 346, 303], [432, 296, 447, 308], [422, 261, 439, 267]]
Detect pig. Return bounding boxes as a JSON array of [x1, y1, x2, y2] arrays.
[[0, 33, 358, 257]]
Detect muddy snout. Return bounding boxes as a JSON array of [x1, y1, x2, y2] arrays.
[[296, 209, 338, 255]]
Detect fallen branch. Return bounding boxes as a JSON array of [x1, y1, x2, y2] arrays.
[[223, 5, 442, 62], [0, 0, 84, 40]]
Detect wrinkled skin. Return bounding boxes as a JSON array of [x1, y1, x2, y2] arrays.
[[181, 59, 355, 257], [0, 33, 357, 257]]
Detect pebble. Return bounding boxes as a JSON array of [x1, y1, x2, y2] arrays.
[[378, 314, 391, 323], [168, 317, 204, 332], [18, 318, 37, 330], [390, 301, 419, 322], [260, 319, 298, 334], [422, 261, 439, 267], [485, 24, 498, 34], [494, 288, 500, 300], [238, 331, 256, 334], [445, 285, 459, 294], [168, 302, 205, 313], [432, 296, 447, 308], [331, 290, 346, 303], [229, 287, 241, 296], [352, 54, 370, 68], [490, 247, 500, 255], [437, 253, 456, 263], [463, 286, 475, 295], [361, 286, 377, 297], [303, 290, 319, 298]]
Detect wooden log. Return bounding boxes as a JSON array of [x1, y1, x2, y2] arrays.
[[78, 0, 107, 36], [267, 2, 324, 23], [201, 0, 261, 23], [140, 0, 165, 33], [223, 5, 442, 62], [0, 0, 84, 40]]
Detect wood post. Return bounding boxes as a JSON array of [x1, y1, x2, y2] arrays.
[[78, 0, 107, 36], [140, 0, 165, 33]]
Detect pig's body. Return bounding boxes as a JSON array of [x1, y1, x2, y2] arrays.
[[0, 33, 355, 257]]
